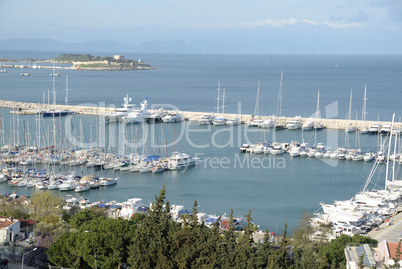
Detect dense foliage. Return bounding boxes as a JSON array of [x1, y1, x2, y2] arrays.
[[54, 54, 95, 62], [0, 188, 381, 268], [54, 54, 138, 63]]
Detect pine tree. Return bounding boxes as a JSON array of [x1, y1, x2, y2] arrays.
[[127, 184, 179, 268]]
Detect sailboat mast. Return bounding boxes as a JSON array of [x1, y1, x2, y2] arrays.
[[52, 63, 56, 111], [65, 75, 69, 106], [348, 88, 353, 121], [216, 81, 220, 115], [316, 90, 320, 119], [276, 70, 284, 118], [385, 113, 395, 186], [254, 81, 260, 117], [392, 127, 398, 183], [222, 88, 225, 115], [362, 85, 367, 122]]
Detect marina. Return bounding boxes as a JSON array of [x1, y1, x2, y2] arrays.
[[0, 52, 401, 236]]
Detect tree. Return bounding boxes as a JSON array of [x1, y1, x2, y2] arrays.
[[69, 208, 105, 229], [127, 184, 179, 268], [30, 191, 63, 222], [47, 217, 136, 268], [47, 232, 86, 268], [35, 219, 72, 249]]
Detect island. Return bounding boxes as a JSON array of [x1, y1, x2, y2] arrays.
[[54, 53, 156, 70]]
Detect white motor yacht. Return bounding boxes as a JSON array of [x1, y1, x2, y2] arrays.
[[161, 111, 184, 123], [226, 117, 241, 125], [105, 94, 135, 123], [247, 118, 264, 127], [302, 120, 314, 131], [212, 117, 227, 126], [168, 152, 197, 170], [380, 123, 392, 135], [363, 152, 375, 162], [123, 97, 150, 124], [368, 124, 381, 135], [198, 115, 214, 125], [59, 179, 77, 191], [286, 116, 302, 130], [100, 177, 118, 186], [345, 124, 357, 133]]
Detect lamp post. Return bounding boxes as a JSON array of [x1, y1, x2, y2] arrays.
[[21, 247, 37, 269], [85, 230, 97, 269]]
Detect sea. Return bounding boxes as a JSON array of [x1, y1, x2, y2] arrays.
[[0, 51, 401, 234]]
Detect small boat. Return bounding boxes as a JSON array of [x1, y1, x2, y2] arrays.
[[100, 177, 118, 186], [59, 179, 77, 191], [376, 152, 386, 164], [240, 144, 250, 153], [161, 111, 184, 123], [152, 163, 166, 173], [289, 147, 301, 157], [20, 73, 30, 76], [139, 165, 152, 173], [47, 180, 62, 190], [368, 124, 381, 135], [380, 123, 392, 135], [198, 115, 214, 125], [146, 109, 167, 123], [286, 116, 302, 130], [351, 151, 365, 161], [337, 150, 347, 160], [226, 117, 241, 126], [42, 109, 75, 117], [212, 117, 227, 126], [323, 149, 332, 158], [345, 124, 357, 133], [314, 123, 324, 131], [360, 127, 369, 134], [363, 152, 375, 162], [89, 179, 100, 189], [270, 143, 285, 155], [247, 118, 264, 127], [302, 120, 314, 131], [75, 182, 90, 193]]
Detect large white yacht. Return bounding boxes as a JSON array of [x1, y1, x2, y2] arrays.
[[105, 94, 136, 123], [286, 116, 302, 130], [123, 97, 150, 124], [168, 152, 198, 170]]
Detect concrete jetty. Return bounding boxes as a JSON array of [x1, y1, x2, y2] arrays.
[[368, 211, 402, 242], [1, 99, 400, 130]]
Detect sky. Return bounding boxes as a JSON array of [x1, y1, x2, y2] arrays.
[[0, 0, 401, 54]]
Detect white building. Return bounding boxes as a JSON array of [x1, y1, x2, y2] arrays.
[[0, 216, 20, 242]]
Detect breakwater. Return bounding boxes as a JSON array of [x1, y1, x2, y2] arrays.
[[1, 99, 400, 130]]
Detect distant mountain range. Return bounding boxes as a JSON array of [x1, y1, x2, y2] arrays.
[[0, 38, 227, 54]]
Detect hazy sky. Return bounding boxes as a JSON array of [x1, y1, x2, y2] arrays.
[[1, 0, 401, 53]]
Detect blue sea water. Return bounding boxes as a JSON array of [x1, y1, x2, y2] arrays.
[[0, 51, 401, 234]]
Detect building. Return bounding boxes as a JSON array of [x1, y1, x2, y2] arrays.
[[345, 240, 402, 269], [378, 240, 402, 267], [0, 216, 20, 242], [19, 218, 36, 240], [114, 55, 124, 60]]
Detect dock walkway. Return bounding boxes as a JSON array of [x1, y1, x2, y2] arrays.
[[1, 99, 400, 130], [368, 212, 402, 242]]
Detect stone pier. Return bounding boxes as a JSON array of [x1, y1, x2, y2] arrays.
[[0, 99, 400, 130]]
